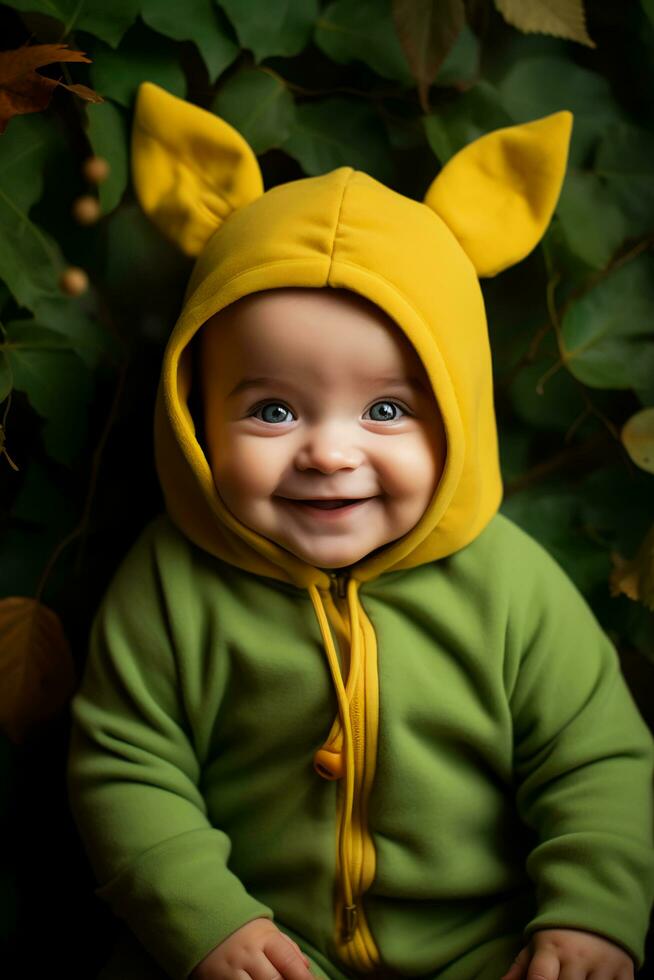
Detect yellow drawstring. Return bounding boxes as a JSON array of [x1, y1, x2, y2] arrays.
[[308, 578, 363, 940]]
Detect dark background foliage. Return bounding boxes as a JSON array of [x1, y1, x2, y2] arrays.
[[1, 0, 653, 975]]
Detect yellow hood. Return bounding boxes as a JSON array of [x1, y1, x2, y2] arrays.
[[132, 81, 571, 594], [131, 81, 572, 965]]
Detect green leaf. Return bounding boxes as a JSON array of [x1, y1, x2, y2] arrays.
[[434, 24, 480, 86], [4, 321, 93, 465], [36, 301, 115, 370], [509, 340, 587, 433], [141, 0, 239, 83], [555, 173, 633, 271], [219, 0, 319, 61], [87, 24, 187, 108], [85, 100, 129, 214], [0, 113, 51, 213], [423, 80, 512, 163], [280, 98, 394, 184], [497, 55, 622, 165], [1, 323, 74, 351], [560, 253, 654, 390], [0, 354, 11, 402], [102, 203, 192, 342], [495, 0, 594, 48], [595, 123, 654, 236], [501, 482, 610, 594], [0, 116, 105, 366], [0, 197, 64, 315], [0, 149, 111, 369], [8, 0, 140, 47], [315, 0, 413, 85], [556, 123, 654, 270], [643, 0, 654, 27], [0, 190, 112, 365], [212, 68, 296, 154]]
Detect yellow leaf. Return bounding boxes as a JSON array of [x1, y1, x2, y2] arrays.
[[621, 407, 654, 475], [0, 597, 76, 744], [610, 525, 654, 612], [494, 0, 595, 48]]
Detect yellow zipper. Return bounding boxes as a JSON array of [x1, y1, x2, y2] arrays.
[[327, 572, 382, 973]]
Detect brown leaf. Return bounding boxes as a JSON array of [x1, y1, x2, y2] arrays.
[[0, 596, 76, 744], [610, 525, 654, 612], [0, 42, 103, 135], [59, 82, 105, 104], [392, 0, 466, 113]]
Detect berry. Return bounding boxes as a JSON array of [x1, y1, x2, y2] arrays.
[[59, 267, 89, 297], [72, 195, 101, 225], [82, 155, 110, 184]]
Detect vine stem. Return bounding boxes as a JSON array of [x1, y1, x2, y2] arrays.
[[34, 350, 129, 602], [503, 430, 616, 496]]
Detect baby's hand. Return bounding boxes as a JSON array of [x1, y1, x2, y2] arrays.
[[500, 927, 634, 980], [189, 917, 314, 980]]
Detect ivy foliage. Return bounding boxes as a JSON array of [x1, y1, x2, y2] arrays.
[[0, 0, 653, 668]]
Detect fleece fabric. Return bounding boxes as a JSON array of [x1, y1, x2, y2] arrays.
[[66, 82, 654, 980]]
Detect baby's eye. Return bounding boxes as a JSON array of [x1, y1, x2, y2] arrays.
[[250, 399, 409, 425], [365, 400, 408, 422], [252, 402, 295, 424]]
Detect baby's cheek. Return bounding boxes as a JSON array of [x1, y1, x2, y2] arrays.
[[380, 433, 443, 498], [216, 437, 280, 499]]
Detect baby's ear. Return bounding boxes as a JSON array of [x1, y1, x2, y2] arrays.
[[423, 111, 573, 277], [131, 82, 264, 257]]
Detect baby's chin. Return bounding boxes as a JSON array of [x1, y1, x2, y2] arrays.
[[272, 534, 367, 569], [280, 535, 400, 571]]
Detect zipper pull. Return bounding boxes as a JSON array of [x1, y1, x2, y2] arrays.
[[329, 571, 349, 599], [341, 902, 358, 942]]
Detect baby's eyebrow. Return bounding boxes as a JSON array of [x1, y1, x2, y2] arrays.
[[227, 376, 429, 398]]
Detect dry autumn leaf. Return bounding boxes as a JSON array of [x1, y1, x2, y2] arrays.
[[610, 524, 654, 613], [494, 0, 595, 48], [621, 407, 654, 475], [0, 42, 103, 135], [0, 596, 76, 744]]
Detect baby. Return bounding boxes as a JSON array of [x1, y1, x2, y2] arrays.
[[66, 82, 654, 980]]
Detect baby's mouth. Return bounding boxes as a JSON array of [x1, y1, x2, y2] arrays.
[[295, 499, 361, 509], [280, 497, 370, 513]]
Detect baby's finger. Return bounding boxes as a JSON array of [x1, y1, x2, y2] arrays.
[[524, 947, 560, 980], [500, 945, 530, 979], [264, 936, 313, 980], [280, 934, 311, 969]]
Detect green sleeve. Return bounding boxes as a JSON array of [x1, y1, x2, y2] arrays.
[[506, 531, 654, 969], [65, 520, 274, 980]]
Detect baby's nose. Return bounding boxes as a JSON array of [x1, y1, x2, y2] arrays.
[[294, 423, 364, 472]]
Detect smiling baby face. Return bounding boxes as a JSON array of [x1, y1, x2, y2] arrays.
[[198, 286, 446, 570]]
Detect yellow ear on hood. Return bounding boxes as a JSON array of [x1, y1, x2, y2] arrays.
[[131, 82, 264, 257], [423, 111, 573, 278]]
